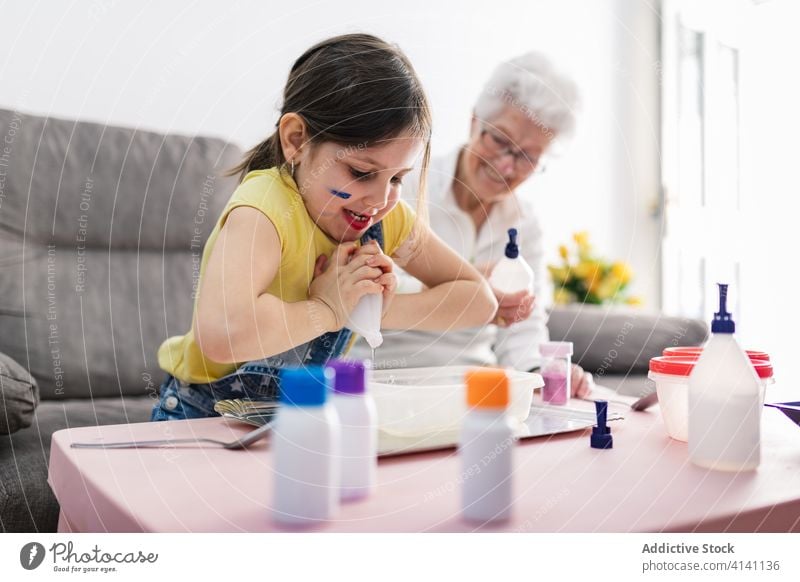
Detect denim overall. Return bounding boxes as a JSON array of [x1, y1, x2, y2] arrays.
[[150, 223, 385, 422]]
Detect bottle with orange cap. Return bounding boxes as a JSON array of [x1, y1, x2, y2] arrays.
[[459, 368, 516, 523]]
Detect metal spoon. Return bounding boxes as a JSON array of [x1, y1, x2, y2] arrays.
[[70, 421, 273, 450]]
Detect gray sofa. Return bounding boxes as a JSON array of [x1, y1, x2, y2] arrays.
[[0, 107, 707, 532], [0, 107, 243, 531]]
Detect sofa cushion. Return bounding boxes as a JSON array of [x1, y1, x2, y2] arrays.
[[0, 108, 243, 399], [0, 395, 154, 532], [547, 305, 708, 377], [0, 351, 39, 435]]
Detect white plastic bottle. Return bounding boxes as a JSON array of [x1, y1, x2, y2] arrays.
[[327, 359, 378, 501], [489, 228, 534, 294], [272, 366, 341, 525], [688, 284, 761, 471], [460, 368, 516, 523], [346, 293, 383, 348]]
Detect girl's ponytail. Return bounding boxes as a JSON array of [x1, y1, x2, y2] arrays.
[[228, 131, 284, 181]]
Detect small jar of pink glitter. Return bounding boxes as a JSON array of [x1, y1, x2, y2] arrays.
[[540, 341, 574, 405]]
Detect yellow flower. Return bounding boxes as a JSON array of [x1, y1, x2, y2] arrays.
[[573, 260, 601, 283], [594, 275, 621, 300], [558, 245, 569, 261], [573, 231, 591, 250], [626, 295, 643, 306], [548, 265, 570, 284], [553, 288, 573, 305], [610, 261, 633, 285]]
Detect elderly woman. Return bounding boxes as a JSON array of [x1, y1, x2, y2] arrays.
[[354, 52, 593, 397]]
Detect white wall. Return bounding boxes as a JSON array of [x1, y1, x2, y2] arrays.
[[0, 0, 661, 307], [738, 0, 799, 389]]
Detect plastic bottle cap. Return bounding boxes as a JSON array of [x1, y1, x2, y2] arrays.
[[590, 400, 613, 449], [649, 355, 773, 379], [465, 368, 509, 409], [326, 359, 366, 395], [648, 356, 698, 377], [750, 359, 774, 379], [711, 283, 735, 333], [539, 341, 574, 358], [279, 366, 331, 406], [662, 346, 770, 362], [504, 228, 520, 259], [661, 346, 703, 357]]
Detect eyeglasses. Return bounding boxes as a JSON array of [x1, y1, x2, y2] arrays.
[[478, 125, 545, 175]]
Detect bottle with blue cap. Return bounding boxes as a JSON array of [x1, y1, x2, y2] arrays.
[[688, 284, 761, 471], [272, 366, 342, 525], [488, 228, 534, 295]]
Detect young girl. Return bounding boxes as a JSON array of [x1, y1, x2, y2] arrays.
[[151, 33, 497, 422]]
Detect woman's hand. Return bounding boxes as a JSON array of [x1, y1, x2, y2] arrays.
[[475, 261, 536, 327], [493, 289, 535, 327], [571, 364, 594, 398], [308, 242, 384, 331]]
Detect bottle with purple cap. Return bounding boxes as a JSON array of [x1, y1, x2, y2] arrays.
[[327, 359, 378, 501]]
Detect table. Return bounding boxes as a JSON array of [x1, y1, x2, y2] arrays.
[[48, 402, 800, 532]]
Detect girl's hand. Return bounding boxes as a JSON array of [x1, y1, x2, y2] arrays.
[[352, 241, 397, 318], [308, 242, 384, 331]]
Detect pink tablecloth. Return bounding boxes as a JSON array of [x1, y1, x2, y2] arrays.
[[48, 404, 800, 532]]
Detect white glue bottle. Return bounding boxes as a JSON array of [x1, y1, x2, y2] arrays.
[[346, 293, 383, 349], [459, 368, 516, 523], [489, 228, 534, 295], [272, 366, 341, 525], [327, 359, 378, 501], [688, 283, 761, 471]]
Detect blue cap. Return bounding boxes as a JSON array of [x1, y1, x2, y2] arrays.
[[711, 283, 735, 334], [590, 400, 613, 449], [279, 366, 331, 406], [504, 228, 520, 259]]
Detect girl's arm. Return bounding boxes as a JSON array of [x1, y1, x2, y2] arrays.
[[381, 225, 498, 331], [194, 206, 381, 363]]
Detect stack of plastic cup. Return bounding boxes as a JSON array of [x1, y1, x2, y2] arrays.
[[648, 351, 774, 442]]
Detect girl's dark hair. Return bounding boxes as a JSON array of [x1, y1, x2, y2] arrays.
[[229, 34, 432, 238], [231, 33, 431, 175]]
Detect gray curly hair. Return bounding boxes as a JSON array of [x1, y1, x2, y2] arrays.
[[474, 52, 580, 139]]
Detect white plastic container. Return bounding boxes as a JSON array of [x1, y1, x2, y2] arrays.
[[539, 341, 573, 406], [272, 367, 341, 525], [489, 228, 534, 294], [649, 354, 774, 442], [460, 369, 515, 523], [370, 366, 543, 437], [347, 293, 383, 348], [327, 360, 377, 501], [688, 284, 761, 471]]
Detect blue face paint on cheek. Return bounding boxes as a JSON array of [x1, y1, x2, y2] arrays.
[[328, 187, 352, 200]]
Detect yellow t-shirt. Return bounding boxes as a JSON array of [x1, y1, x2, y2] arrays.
[[157, 168, 416, 384]]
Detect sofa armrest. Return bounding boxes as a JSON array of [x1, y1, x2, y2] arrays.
[[546, 305, 707, 376], [1, 351, 39, 434]]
